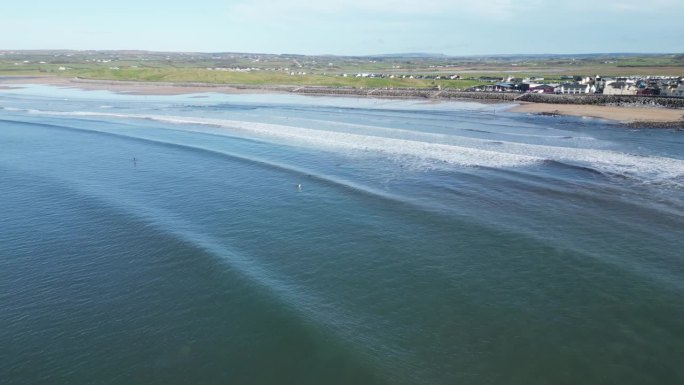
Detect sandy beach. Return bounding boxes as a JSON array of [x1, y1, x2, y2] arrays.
[[510, 102, 684, 124], [0, 76, 268, 95], [2, 76, 683, 125]]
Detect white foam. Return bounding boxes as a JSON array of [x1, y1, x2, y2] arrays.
[[18, 108, 684, 185], [26, 109, 541, 168], [159, 115, 544, 168]]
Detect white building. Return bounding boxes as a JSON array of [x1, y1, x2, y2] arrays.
[[580, 77, 594, 85], [558, 83, 594, 94], [603, 82, 638, 95], [661, 84, 684, 98], [594, 76, 614, 92]]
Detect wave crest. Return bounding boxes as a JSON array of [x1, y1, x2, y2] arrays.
[[12, 107, 684, 186]]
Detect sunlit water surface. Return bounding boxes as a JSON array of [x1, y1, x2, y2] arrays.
[[1, 85, 683, 384]]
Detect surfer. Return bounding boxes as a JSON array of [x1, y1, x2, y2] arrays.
[[297, 183, 302, 192]]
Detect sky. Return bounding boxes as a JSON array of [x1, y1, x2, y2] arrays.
[[1, 0, 683, 55]]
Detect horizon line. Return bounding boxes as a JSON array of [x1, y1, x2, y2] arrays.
[[1, 48, 682, 58]]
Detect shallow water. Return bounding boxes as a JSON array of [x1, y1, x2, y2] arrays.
[[1, 86, 683, 384]]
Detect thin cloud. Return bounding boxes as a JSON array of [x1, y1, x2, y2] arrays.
[[226, 0, 684, 25], [226, 0, 524, 21]]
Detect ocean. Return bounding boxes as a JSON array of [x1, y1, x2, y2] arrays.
[[1, 85, 683, 384]]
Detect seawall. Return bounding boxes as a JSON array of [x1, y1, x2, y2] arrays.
[[291, 87, 521, 101], [62, 78, 684, 108], [516, 93, 684, 109]]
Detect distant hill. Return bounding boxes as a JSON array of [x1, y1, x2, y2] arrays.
[[369, 53, 449, 58]]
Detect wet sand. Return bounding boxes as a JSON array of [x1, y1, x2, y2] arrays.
[[2, 76, 683, 125], [0, 76, 270, 95], [510, 102, 684, 124]]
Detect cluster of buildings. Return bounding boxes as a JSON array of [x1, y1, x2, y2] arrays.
[[340, 73, 461, 80], [334, 72, 684, 98], [206, 67, 291, 72], [467, 75, 684, 98]]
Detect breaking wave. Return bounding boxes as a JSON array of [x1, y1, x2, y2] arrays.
[[13, 108, 684, 186]]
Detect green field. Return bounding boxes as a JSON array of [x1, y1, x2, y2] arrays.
[[63, 67, 481, 89], [1, 51, 682, 89]]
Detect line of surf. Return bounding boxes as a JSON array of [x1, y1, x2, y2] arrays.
[[0, 117, 428, 210], [16, 109, 544, 168], [11, 107, 684, 186]]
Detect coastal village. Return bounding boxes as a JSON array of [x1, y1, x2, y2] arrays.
[[2, 51, 683, 102], [341, 72, 684, 98], [466, 75, 684, 97]]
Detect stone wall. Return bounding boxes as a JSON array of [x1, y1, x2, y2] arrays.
[[292, 88, 684, 107], [294, 87, 684, 108], [516, 93, 684, 109], [69, 78, 684, 108], [292, 87, 520, 101]]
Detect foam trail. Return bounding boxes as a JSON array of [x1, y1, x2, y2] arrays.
[[25, 109, 542, 168], [19, 108, 684, 185], [0, 117, 424, 209], [296, 117, 597, 141]]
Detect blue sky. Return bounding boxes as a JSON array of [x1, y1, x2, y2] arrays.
[[2, 0, 682, 55]]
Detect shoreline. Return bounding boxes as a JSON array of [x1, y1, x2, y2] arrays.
[[1, 75, 683, 127], [510, 102, 684, 125]]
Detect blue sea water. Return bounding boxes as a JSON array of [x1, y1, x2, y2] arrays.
[[1, 85, 683, 385]]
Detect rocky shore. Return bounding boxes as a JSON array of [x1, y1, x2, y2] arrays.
[[296, 87, 684, 109], [291, 86, 521, 101], [626, 120, 684, 130], [13, 77, 684, 109], [516, 93, 684, 109]]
